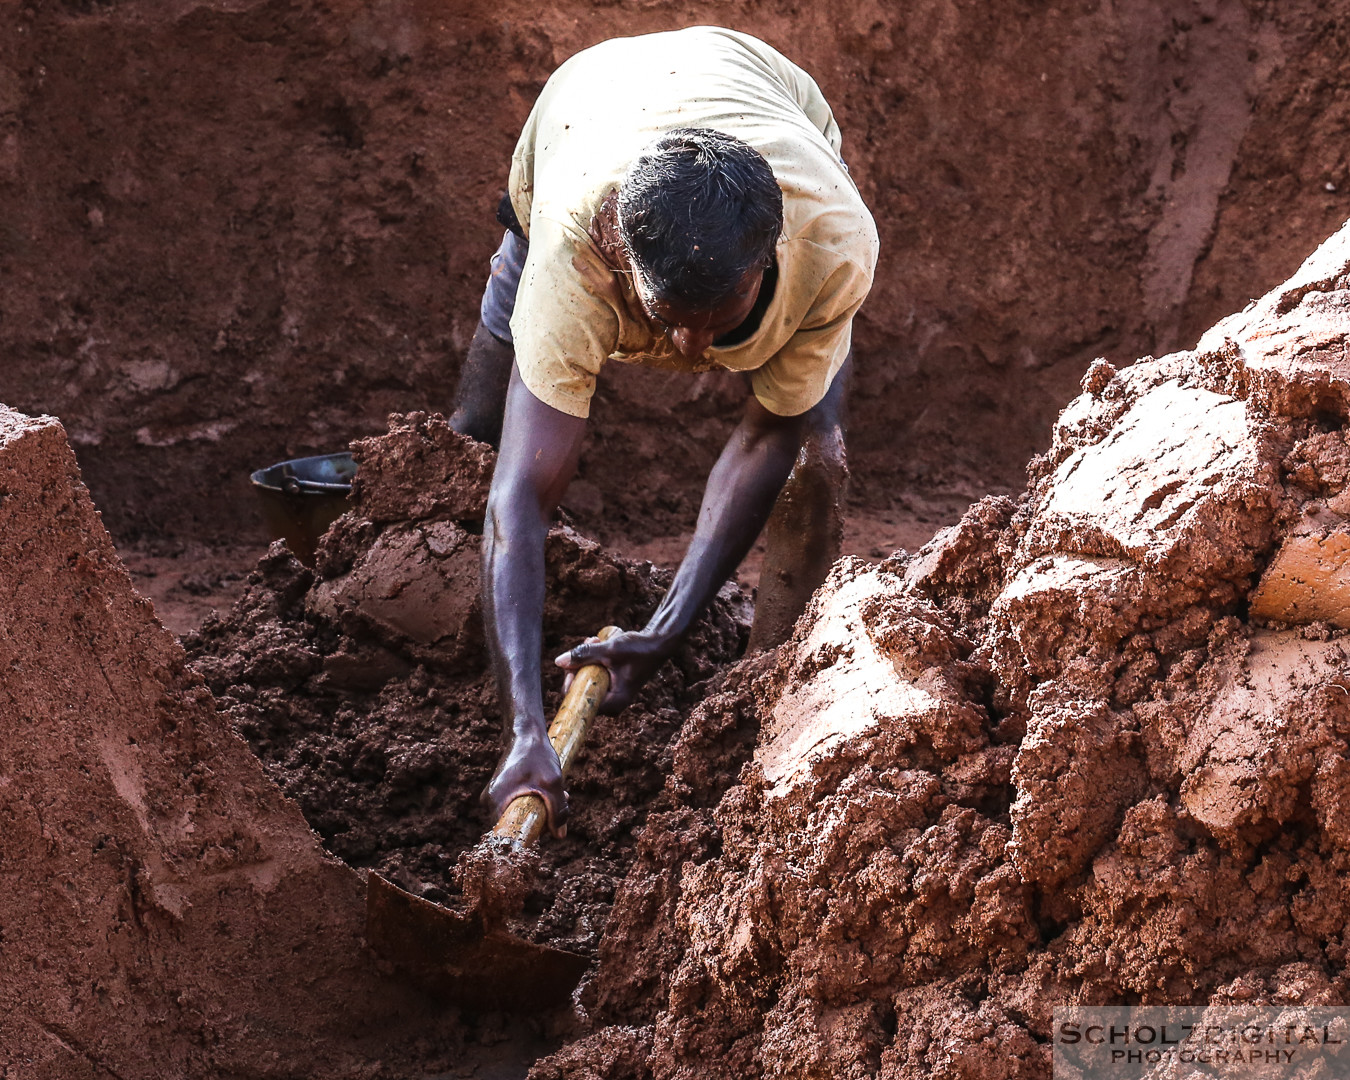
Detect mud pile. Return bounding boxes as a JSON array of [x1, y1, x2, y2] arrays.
[[530, 225, 1350, 1078], [0, 407, 463, 1076], [186, 412, 752, 952]]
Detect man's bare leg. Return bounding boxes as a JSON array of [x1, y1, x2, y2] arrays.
[[746, 356, 851, 652], [449, 322, 515, 448]]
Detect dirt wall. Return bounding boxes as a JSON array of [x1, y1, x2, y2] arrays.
[[0, 405, 468, 1077], [2, 0, 1348, 547]]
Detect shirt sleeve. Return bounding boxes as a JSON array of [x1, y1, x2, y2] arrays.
[[727, 31, 844, 155], [775, 64, 843, 156], [509, 214, 621, 418], [750, 254, 871, 417]]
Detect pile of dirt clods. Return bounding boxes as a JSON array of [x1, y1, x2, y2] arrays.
[[527, 223, 1350, 1079], [186, 412, 752, 954]]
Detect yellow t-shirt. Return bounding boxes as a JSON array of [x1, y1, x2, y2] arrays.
[[507, 26, 879, 418]]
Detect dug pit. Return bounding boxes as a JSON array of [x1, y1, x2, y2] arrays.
[[11, 226, 1350, 1078], [185, 412, 755, 957]]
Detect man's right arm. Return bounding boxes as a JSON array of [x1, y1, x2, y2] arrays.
[[481, 365, 588, 831]]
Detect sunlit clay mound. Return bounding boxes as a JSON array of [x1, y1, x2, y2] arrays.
[[531, 221, 1350, 1079]]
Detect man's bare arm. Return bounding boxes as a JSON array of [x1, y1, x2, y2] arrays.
[[557, 394, 806, 711], [481, 366, 587, 831]]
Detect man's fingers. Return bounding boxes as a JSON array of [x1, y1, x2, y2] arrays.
[[486, 779, 570, 836], [554, 634, 604, 670]]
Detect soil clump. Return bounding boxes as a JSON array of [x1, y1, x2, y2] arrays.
[[186, 411, 753, 956], [524, 222, 1350, 1078]]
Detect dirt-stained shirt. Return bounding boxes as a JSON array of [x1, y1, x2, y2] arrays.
[[507, 26, 879, 418]]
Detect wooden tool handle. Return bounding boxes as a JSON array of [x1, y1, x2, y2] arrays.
[[491, 626, 621, 849]]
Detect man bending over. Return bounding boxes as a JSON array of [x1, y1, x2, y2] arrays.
[[449, 27, 879, 833]]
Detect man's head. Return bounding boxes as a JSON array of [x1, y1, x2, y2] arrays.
[[617, 128, 783, 348]]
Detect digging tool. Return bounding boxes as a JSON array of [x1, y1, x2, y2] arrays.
[[365, 626, 621, 1011]]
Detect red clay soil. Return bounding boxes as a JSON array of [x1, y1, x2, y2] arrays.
[[10, 1, 1350, 1077], [0, 406, 471, 1077], [8, 202, 1350, 1080], [119, 540, 260, 634], [525, 222, 1350, 1080], [3, 0, 1350, 557]]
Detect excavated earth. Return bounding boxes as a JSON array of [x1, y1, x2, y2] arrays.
[[186, 412, 753, 953], [9, 1, 1350, 1077], [525, 221, 1350, 1079], [9, 224, 1350, 1078]]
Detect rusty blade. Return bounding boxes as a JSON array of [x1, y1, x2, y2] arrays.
[[365, 871, 590, 1012]]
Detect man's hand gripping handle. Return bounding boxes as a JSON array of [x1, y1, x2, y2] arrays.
[[489, 626, 621, 847]]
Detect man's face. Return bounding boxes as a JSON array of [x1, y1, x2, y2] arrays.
[[633, 264, 764, 360]]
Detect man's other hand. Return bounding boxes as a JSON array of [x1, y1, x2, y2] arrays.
[[555, 629, 672, 715], [483, 731, 569, 837]]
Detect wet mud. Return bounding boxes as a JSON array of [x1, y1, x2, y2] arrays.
[[185, 414, 753, 955], [14, 229, 1350, 1074]]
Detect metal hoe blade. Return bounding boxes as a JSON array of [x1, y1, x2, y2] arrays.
[[365, 870, 590, 1011], [364, 626, 621, 1010]]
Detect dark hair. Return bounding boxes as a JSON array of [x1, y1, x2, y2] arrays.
[[617, 128, 783, 309]]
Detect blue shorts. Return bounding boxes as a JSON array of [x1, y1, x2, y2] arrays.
[[479, 229, 528, 345]]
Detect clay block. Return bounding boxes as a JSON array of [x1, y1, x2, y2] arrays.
[[986, 554, 1142, 694], [755, 569, 944, 800], [309, 518, 483, 669], [1177, 631, 1335, 848], [1009, 700, 1145, 890], [754, 561, 984, 803], [1249, 517, 1350, 626], [1036, 380, 1261, 563]]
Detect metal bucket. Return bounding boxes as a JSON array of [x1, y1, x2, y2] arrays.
[[250, 452, 357, 567]]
